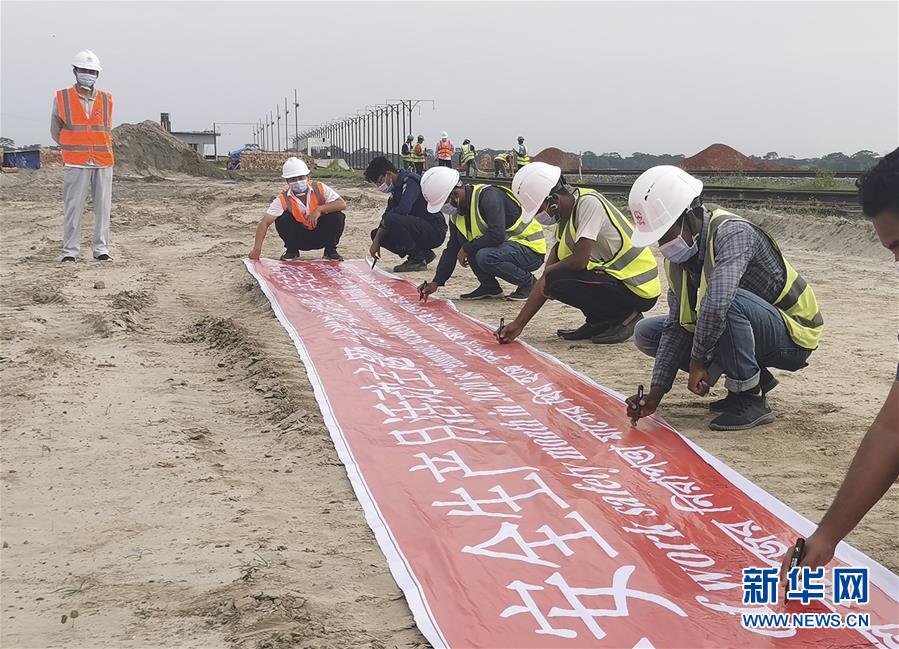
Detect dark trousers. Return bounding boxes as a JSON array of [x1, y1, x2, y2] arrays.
[[494, 162, 507, 177], [463, 160, 478, 177], [545, 267, 658, 328], [371, 212, 447, 260], [437, 159, 452, 167], [414, 162, 425, 174], [275, 211, 345, 252]]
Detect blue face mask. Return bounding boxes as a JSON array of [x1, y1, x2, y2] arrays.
[[289, 180, 307, 194], [659, 222, 698, 264], [76, 72, 97, 88], [441, 204, 458, 217], [377, 182, 392, 193]]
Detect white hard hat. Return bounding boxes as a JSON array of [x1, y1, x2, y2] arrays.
[[628, 165, 703, 247], [72, 50, 102, 72], [441, 131, 448, 139], [282, 157, 311, 178], [421, 167, 460, 213], [512, 162, 561, 221]]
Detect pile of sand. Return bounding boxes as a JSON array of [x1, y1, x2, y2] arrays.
[[681, 143, 791, 172], [111, 120, 228, 178], [532, 147, 581, 171], [239, 151, 316, 172]]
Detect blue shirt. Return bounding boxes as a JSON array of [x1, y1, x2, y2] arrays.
[[386, 170, 433, 219]]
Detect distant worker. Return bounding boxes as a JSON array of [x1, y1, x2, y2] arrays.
[[515, 135, 530, 170], [435, 131, 454, 168], [51, 50, 115, 263], [494, 152, 512, 178], [419, 167, 546, 302], [412, 135, 427, 174], [249, 157, 347, 262], [365, 156, 447, 273], [400, 135, 415, 171], [459, 139, 478, 177], [779, 148, 898, 581], [625, 166, 823, 431], [496, 162, 660, 345]]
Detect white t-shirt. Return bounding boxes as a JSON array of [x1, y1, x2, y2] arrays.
[[571, 193, 623, 263], [265, 182, 341, 217]]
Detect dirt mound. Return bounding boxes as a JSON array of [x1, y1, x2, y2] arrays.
[[531, 147, 580, 172], [112, 121, 229, 178], [239, 151, 316, 172], [681, 143, 766, 171]]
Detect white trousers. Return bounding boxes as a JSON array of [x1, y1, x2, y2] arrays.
[[62, 166, 113, 258]]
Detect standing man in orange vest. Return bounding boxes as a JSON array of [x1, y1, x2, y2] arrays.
[[248, 157, 347, 261], [51, 50, 115, 262], [435, 131, 454, 168]]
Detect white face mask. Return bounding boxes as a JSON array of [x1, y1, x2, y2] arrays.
[[659, 220, 698, 264], [441, 203, 458, 217], [377, 182, 392, 193], [535, 211, 557, 226], [76, 72, 97, 88], [289, 180, 307, 194]]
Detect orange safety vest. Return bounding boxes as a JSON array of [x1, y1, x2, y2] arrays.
[[277, 181, 327, 228], [436, 139, 453, 159], [55, 87, 115, 167]]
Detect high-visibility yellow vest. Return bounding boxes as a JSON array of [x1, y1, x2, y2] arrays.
[[460, 143, 475, 165], [453, 184, 546, 255], [412, 142, 426, 163], [401, 141, 414, 163], [515, 144, 530, 167], [556, 188, 661, 300], [665, 209, 823, 350]]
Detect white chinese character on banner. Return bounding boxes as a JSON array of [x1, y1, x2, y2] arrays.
[[528, 382, 571, 406], [375, 401, 474, 425], [410, 450, 535, 483], [463, 511, 618, 567], [343, 347, 416, 370], [361, 383, 449, 405], [502, 567, 687, 640], [433, 472, 569, 518], [354, 364, 435, 387], [391, 425, 504, 446]]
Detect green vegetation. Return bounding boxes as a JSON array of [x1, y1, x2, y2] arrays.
[[312, 161, 362, 180], [703, 171, 855, 192]]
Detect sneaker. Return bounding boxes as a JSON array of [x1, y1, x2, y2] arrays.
[[709, 393, 776, 431], [557, 321, 608, 341], [61, 256, 76, 263], [507, 276, 536, 301], [393, 258, 427, 272], [93, 254, 113, 262], [459, 285, 504, 300], [280, 250, 300, 261], [590, 313, 644, 344], [323, 249, 344, 261], [709, 369, 779, 412]]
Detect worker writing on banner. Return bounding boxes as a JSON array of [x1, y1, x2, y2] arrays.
[[459, 139, 478, 177], [435, 132, 454, 168], [515, 135, 530, 170], [496, 162, 660, 345], [51, 50, 115, 263], [365, 156, 447, 273], [779, 148, 898, 578], [625, 166, 824, 431], [249, 157, 347, 261], [419, 167, 546, 302], [412, 135, 427, 175]]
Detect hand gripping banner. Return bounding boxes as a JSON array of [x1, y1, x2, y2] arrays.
[[245, 259, 898, 649]]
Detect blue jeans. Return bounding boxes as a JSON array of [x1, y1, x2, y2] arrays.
[[469, 240, 544, 289], [634, 289, 812, 392]]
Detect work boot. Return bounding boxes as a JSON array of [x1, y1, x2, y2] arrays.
[[507, 275, 536, 301], [322, 248, 344, 262], [280, 249, 300, 261], [591, 313, 644, 344], [393, 258, 427, 272], [709, 392, 776, 431], [709, 369, 779, 412], [459, 285, 504, 300], [557, 321, 609, 341]]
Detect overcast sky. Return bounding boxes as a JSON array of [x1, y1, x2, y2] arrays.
[[2, 0, 897, 158]]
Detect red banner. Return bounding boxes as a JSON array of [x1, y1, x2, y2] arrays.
[[245, 258, 898, 649]]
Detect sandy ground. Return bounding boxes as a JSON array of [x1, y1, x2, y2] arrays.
[[1, 168, 896, 648]]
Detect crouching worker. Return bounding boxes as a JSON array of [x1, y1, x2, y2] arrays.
[[418, 166, 546, 301], [249, 157, 347, 261], [625, 166, 823, 431], [365, 156, 447, 272], [496, 163, 660, 345]]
